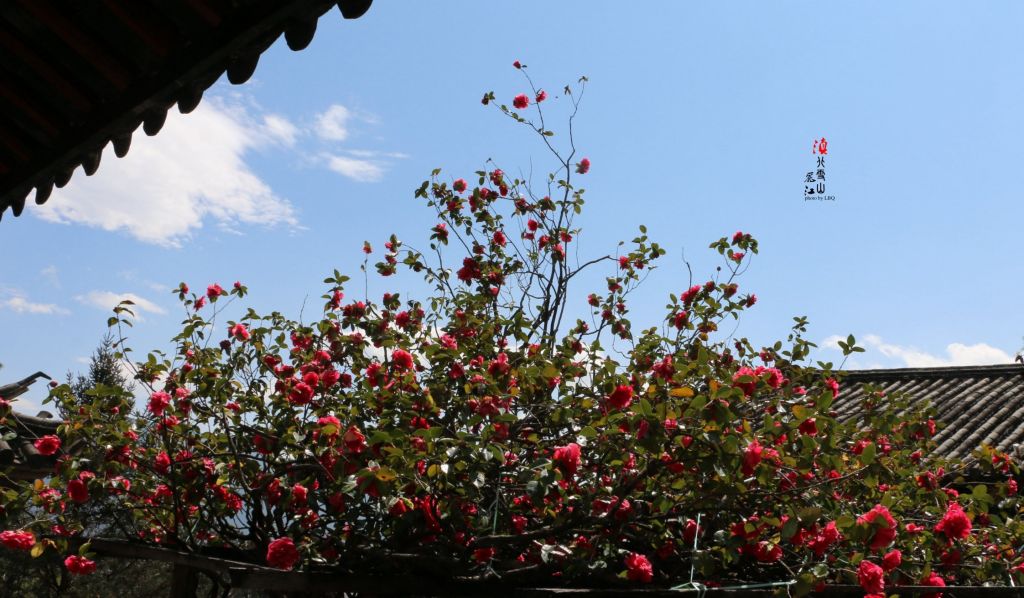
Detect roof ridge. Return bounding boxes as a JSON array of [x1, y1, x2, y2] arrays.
[[842, 363, 1024, 381]]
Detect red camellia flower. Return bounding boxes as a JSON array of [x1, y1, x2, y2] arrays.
[[575, 157, 591, 174], [553, 443, 581, 475], [301, 372, 321, 393], [513, 60, 521, 69], [857, 560, 885, 595], [228, 323, 250, 341], [607, 384, 634, 410], [206, 283, 224, 300], [536, 89, 547, 103], [806, 521, 841, 557], [732, 366, 757, 397], [882, 549, 902, 571], [343, 426, 367, 454], [266, 537, 300, 570], [0, 530, 35, 551], [321, 368, 341, 388], [762, 367, 784, 389], [148, 391, 171, 415], [154, 451, 171, 475], [858, 504, 897, 550], [288, 382, 314, 405], [457, 257, 481, 282], [753, 541, 782, 563], [65, 555, 97, 575], [825, 377, 840, 398], [624, 552, 653, 583], [453, 178, 467, 193], [513, 94, 529, 109], [473, 547, 496, 563], [511, 514, 528, 534], [798, 418, 818, 436], [683, 519, 700, 545], [488, 353, 511, 376], [68, 478, 89, 503], [392, 349, 415, 371], [318, 415, 341, 434], [33, 435, 61, 456], [935, 502, 972, 540], [920, 571, 946, 598], [291, 484, 308, 505], [741, 440, 763, 476]]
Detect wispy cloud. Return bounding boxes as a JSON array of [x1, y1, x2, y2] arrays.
[[310, 104, 406, 182], [76, 291, 166, 321], [345, 149, 409, 160], [325, 155, 386, 183], [37, 96, 300, 247], [315, 104, 352, 141], [822, 333, 1013, 368], [0, 292, 70, 316], [263, 114, 299, 146]]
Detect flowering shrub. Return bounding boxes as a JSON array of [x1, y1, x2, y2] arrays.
[[3, 65, 1024, 595]]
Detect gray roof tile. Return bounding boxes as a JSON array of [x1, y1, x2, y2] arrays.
[[837, 364, 1024, 462]]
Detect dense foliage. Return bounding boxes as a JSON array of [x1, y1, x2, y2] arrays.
[[3, 65, 1023, 597]]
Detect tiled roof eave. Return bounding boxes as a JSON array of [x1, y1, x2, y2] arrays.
[[0, 0, 373, 220]]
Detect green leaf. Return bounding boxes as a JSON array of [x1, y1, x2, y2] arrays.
[[781, 517, 799, 541], [836, 514, 856, 529], [860, 442, 876, 465]]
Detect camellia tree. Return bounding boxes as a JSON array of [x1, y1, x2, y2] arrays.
[[2, 64, 1024, 597]]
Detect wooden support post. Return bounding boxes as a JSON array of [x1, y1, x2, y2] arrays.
[[170, 564, 198, 598]]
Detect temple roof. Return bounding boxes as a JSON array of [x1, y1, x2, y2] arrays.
[[838, 363, 1024, 463]]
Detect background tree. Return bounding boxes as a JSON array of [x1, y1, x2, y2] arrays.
[[64, 332, 135, 415]]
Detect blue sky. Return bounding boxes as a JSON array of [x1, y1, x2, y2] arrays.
[[2, 2, 1023, 410]]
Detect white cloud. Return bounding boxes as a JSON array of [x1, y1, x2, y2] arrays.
[[315, 104, 352, 141], [0, 294, 69, 315], [346, 149, 410, 160], [36, 96, 299, 247], [263, 114, 298, 146], [822, 334, 1014, 368], [326, 155, 385, 183], [76, 291, 166, 321]]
